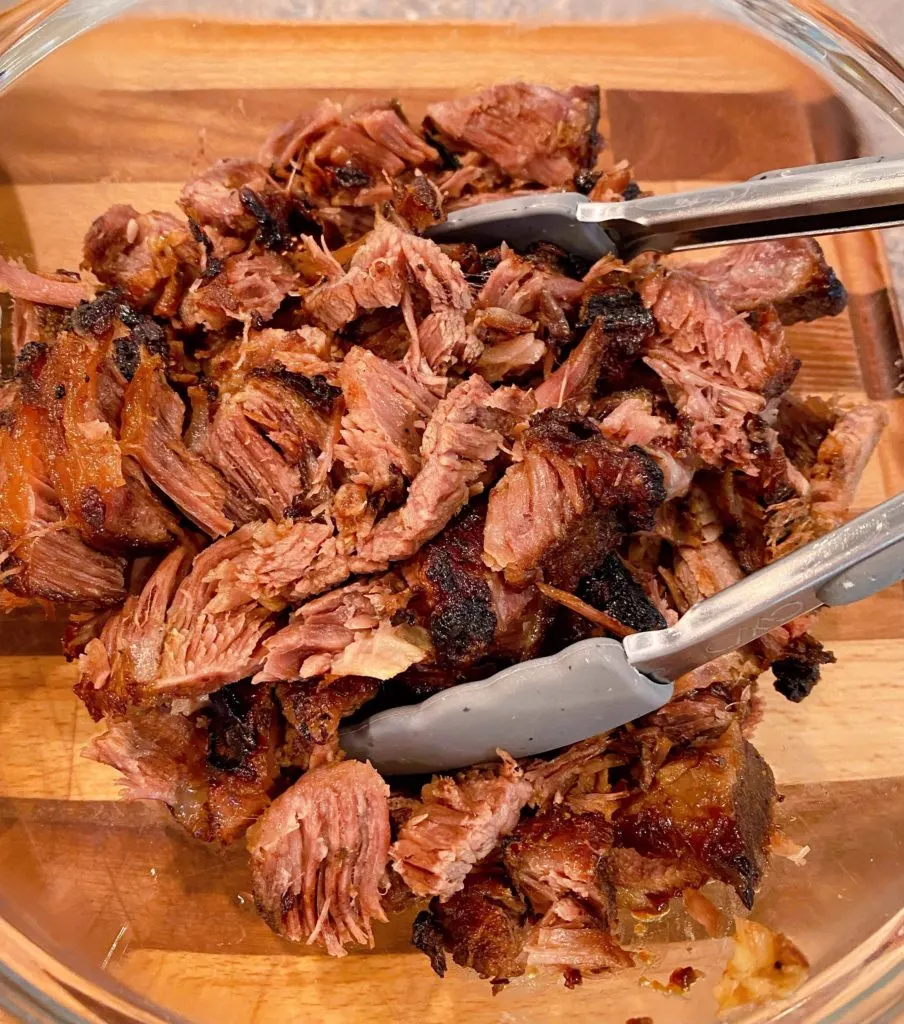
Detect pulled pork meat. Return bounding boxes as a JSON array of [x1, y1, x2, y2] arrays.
[[247, 759, 390, 955], [3, 82, 883, 995], [391, 755, 531, 899], [687, 238, 847, 326]]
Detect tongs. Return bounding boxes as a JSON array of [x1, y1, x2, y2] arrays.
[[426, 155, 904, 259], [342, 484, 904, 774], [342, 154, 904, 775]]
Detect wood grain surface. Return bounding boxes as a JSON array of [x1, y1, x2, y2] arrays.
[[0, 14, 902, 1024]]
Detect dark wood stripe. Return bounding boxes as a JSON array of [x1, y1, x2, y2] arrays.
[[606, 88, 815, 180], [806, 94, 861, 164], [0, 612, 67, 657], [847, 289, 904, 399]]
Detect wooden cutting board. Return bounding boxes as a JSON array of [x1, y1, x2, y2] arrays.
[[0, 15, 903, 1024]]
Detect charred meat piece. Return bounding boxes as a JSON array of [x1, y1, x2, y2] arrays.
[[577, 552, 667, 634], [247, 759, 391, 955], [771, 633, 836, 702], [276, 675, 380, 769], [0, 403, 126, 608], [414, 859, 528, 982], [425, 83, 601, 188], [502, 809, 616, 922], [403, 502, 549, 692], [240, 364, 337, 460], [586, 159, 645, 202], [687, 238, 847, 326], [576, 281, 657, 384], [391, 755, 531, 899], [83, 205, 199, 317], [405, 503, 498, 670], [484, 409, 665, 588], [34, 332, 179, 552], [612, 723, 776, 908], [85, 682, 281, 843], [392, 172, 444, 231], [180, 159, 285, 244]]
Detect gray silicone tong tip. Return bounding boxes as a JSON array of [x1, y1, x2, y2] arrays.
[[427, 155, 904, 260], [342, 491, 904, 775]]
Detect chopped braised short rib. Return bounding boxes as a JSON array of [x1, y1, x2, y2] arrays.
[[0, 82, 881, 981]]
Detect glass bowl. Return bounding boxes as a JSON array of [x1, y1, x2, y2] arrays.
[[0, 1, 903, 1022]]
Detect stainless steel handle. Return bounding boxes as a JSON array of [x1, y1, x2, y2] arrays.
[[578, 155, 904, 259], [624, 492, 904, 683]]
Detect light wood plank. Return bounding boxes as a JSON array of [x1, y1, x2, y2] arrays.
[[109, 942, 733, 1024], [21, 19, 838, 97], [754, 640, 904, 785]]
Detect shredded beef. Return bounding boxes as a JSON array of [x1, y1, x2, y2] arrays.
[[351, 377, 533, 571], [426, 83, 600, 187], [247, 759, 390, 955], [0, 255, 88, 308], [120, 358, 235, 536], [688, 238, 847, 326], [523, 897, 633, 975], [391, 754, 531, 899], [1, 82, 884, 983], [484, 409, 665, 587], [258, 575, 429, 683]]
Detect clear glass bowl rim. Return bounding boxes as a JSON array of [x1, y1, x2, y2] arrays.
[[0, 1, 902, 1022]]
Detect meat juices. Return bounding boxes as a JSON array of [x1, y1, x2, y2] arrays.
[[0, 81, 877, 995]]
